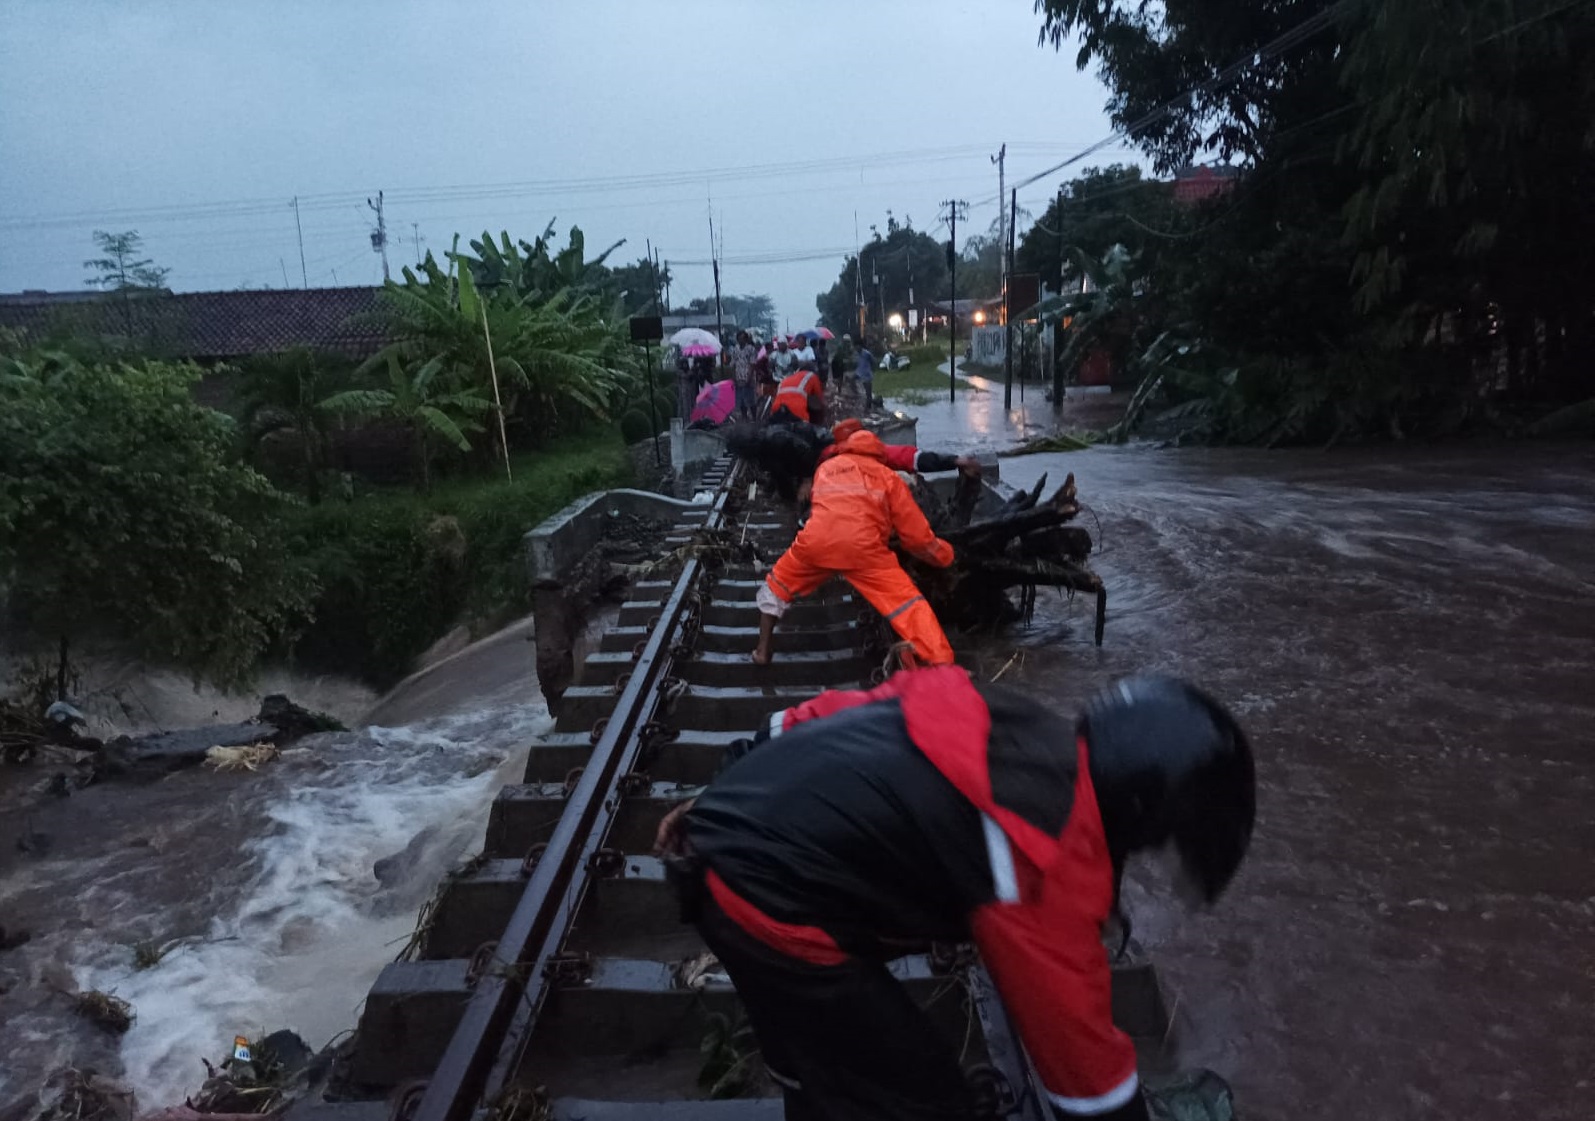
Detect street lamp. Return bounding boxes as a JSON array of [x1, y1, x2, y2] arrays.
[[973, 309, 987, 325]]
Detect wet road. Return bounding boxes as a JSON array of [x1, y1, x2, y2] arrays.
[[985, 442, 1595, 1119]]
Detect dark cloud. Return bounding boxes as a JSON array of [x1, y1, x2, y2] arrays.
[[0, 0, 1126, 325]]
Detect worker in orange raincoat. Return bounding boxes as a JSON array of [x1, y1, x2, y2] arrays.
[[754, 427, 956, 667], [771, 368, 825, 425]]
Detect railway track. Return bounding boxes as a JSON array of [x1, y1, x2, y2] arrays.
[[292, 451, 1173, 1121]]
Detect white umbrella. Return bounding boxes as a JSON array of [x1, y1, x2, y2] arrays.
[[668, 327, 722, 356]]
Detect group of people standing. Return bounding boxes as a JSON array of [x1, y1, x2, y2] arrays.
[[676, 329, 881, 425]]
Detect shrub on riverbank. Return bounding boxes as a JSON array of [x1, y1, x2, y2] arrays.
[[286, 433, 633, 685]]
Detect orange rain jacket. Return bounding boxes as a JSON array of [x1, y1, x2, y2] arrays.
[[764, 429, 957, 664], [801, 429, 954, 568]]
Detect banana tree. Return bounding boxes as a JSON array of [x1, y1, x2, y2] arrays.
[[238, 348, 348, 501], [1037, 244, 1140, 406], [366, 249, 628, 458], [322, 353, 489, 490], [464, 224, 626, 301]]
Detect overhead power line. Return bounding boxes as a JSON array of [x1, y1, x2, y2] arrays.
[[0, 142, 1119, 233]]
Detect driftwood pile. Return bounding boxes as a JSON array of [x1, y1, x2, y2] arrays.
[[905, 470, 1106, 645]]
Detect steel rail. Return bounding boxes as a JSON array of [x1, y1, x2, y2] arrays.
[[411, 461, 739, 1121]]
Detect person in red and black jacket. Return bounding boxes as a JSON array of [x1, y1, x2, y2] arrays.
[[656, 666, 1255, 1121]]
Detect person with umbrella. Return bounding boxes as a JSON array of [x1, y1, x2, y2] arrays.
[[792, 335, 817, 374], [669, 328, 721, 420]]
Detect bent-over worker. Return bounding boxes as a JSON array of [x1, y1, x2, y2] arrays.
[[819, 418, 982, 477], [755, 427, 954, 666], [656, 667, 1256, 1121], [770, 368, 825, 425]]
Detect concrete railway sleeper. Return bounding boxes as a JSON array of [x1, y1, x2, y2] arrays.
[[294, 453, 1177, 1121]]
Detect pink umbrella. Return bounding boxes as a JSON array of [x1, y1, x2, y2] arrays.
[[669, 327, 722, 358], [690, 379, 736, 425]]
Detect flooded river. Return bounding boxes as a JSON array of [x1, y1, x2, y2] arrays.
[[989, 440, 1595, 1120], [0, 627, 551, 1109]]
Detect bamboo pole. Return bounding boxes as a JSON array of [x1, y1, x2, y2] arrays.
[[480, 304, 513, 483]]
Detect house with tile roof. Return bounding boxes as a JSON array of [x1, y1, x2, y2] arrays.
[[0, 287, 390, 361]]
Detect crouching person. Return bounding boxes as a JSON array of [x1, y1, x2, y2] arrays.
[[656, 667, 1256, 1121], [753, 427, 955, 667]]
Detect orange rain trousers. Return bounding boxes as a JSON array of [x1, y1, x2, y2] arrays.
[[766, 544, 954, 666], [760, 428, 956, 666]]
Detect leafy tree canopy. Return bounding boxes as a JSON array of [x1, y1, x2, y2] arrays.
[[816, 213, 949, 335], [83, 229, 169, 292], [681, 294, 778, 337], [0, 345, 314, 689]]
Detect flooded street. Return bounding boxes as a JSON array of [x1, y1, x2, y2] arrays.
[[989, 441, 1595, 1119]]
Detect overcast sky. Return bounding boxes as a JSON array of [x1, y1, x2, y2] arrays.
[[0, 0, 1134, 328]]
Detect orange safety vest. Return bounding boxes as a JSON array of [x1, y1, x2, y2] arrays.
[[774, 370, 821, 422]]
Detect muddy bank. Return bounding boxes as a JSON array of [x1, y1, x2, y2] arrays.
[[0, 623, 551, 1112], [985, 441, 1595, 1120]]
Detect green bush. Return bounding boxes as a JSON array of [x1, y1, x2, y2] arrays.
[[619, 409, 655, 445], [287, 431, 633, 685]]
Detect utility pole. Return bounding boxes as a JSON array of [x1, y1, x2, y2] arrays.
[[991, 143, 1007, 282], [1004, 187, 1017, 411], [877, 263, 886, 336], [412, 222, 422, 265], [367, 190, 390, 282], [1056, 185, 1067, 290], [707, 208, 724, 342], [854, 211, 866, 341], [1053, 186, 1069, 409], [644, 240, 664, 464], [907, 250, 918, 345], [280, 258, 290, 289], [941, 198, 968, 403], [290, 197, 307, 287]]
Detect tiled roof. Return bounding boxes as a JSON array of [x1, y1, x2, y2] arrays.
[[0, 287, 390, 359]]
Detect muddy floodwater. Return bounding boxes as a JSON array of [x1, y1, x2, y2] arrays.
[[4, 390, 1591, 1120], [984, 440, 1595, 1120]]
